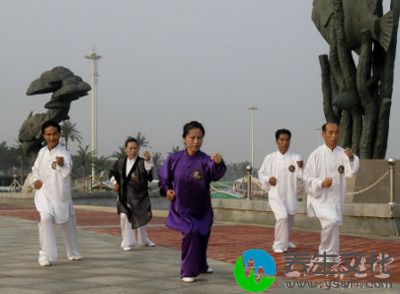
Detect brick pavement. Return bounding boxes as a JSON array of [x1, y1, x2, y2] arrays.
[[1, 203, 399, 284]]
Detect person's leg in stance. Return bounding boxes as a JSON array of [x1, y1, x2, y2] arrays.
[[287, 214, 297, 248], [136, 225, 156, 247], [38, 212, 57, 266], [60, 214, 81, 260], [181, 230, 202, 282], [120, 213, 136, 250], [319, 218, 340, 262], [199, 232, 212, 273], [272, 216, 289, 253]]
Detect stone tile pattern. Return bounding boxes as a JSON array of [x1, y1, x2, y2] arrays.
[[1, 204, 399, 284]]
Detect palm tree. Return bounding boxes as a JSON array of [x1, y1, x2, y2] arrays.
[[11, 141, 28, 182], [61, 120, 82, 149], [0, 141, 26, 177], [94, 155, 113, 174], [0, 141, 10, 173], [112, 132, 150, 160], [135, 132, 150, 149], [169, 145, 180, 154], [111, 146, 125, 160], [151, 151, 163, 179], [72, 145, 94, 177]]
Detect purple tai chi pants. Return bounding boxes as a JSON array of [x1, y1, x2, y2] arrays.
[[180, 231, 210, 278]]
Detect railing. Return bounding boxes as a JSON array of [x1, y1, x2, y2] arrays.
[[211, 159, 398, 205], [72, 176, 112, 192], [71, 160, 397, 208]]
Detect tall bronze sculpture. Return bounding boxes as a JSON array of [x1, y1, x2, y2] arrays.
[[312, 0, 400, 158], [18, 66, 91, 164]]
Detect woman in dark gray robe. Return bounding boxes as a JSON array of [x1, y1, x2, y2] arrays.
[[110, 137, 155, 250]]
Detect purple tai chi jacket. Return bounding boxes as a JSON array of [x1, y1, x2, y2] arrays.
[[158, 150, 226, 236]]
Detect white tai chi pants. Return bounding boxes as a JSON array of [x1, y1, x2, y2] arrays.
[[318, 219, 340, 256], [120, 213, 152, 247], [38, 212, 80, 262], [273, 214, 295, 251]]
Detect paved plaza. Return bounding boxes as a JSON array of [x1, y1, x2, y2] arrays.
[[0, 199, 399, 293]]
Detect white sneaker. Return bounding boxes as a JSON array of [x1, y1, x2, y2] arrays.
[[273, 248, 285, 253], [181, 277, 195, 283], [137, 241, 156, 247], [205, 267, 214, 273], [68, 256, 83, 261], [145, 240, 156, 247], [312, 256, 324, 263], [38, 257, 51, 267], [122, 246, 133, 251], [326, 256, 340, 263], [288, 241, 297, 249]]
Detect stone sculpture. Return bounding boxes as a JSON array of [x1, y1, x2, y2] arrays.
[[312, 0, 400, 158], [18, 66, 91, 164]]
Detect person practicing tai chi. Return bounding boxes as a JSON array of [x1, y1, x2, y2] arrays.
[[258, 128, 303, 253], [31, 120, 82, 267], [304, 122, 359, 262], [158, 121, 226, 283], [111, 137, 155, 251]]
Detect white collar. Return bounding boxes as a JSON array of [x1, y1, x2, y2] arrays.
[[127, 156, 137, 162]]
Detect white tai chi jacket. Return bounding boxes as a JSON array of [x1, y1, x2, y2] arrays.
[[30, 144, 74, 224], [258, 151, 303, 220], [303, 144, 360, 224]]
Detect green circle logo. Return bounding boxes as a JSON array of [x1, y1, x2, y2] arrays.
[[233, 249, 276, 292]]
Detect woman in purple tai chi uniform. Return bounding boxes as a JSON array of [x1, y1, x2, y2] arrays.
[[158, 121, 226, 283]]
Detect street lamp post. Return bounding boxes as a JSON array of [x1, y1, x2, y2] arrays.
[[387, 158, 396, 209], [85, 50, 102, 189], [248, 106, 257, 200], [248, 106, 258, 168], [246, 165, 253, 200]]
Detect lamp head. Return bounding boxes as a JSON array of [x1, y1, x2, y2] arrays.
[[387, 158, 396, 166]]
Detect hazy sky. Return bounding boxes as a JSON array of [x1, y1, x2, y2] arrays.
[[1, 0, 399, 166]]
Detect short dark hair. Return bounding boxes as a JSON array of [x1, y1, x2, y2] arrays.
[[275, 128, 291, 140], [125, 137, 139, 147], [322, 122, 338, 132], [41, 120, 61, 134], [182, 121, 205, 138]]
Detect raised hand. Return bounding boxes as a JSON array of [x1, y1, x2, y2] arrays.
[[344, 148, 354, 161], [143, 150, 151, 161], [297, 160, 304, 169], [211, 153, 223, 164], [34, 179, 43, 190], [55, 156, 64, 167], [322, 177, 333, 188], [166, 189, 176, 201], [268, 176, 277, 186]]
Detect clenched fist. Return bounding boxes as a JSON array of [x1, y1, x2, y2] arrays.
[[55, 156, 64, 167], [344, 148, 354, 161], [211, 153, 223, 164], [166, 189, 176, 201], [143, 150, 151, 161], [322, 177, 333, 188], [268, 177, 277, 186], [34, 180, 43, 190]]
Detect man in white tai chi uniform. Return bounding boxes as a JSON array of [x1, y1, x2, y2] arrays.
[[304, 122, 359, 262], [31, 120, 81, 267], [258, 129, 303, 253]]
